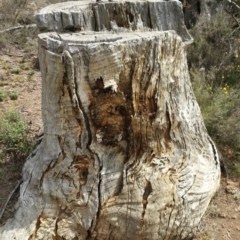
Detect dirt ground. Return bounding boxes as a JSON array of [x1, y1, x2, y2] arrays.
[[194, 178, 240, 240], [0, 48, 43, 225], [0, 53, 42, 134]]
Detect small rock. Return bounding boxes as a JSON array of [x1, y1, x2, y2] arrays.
[[233, 194, 240, 200], [235, 206, 240, 212], [226, 180, 239, 195], [219, 213, 226, 218], [226, 186, 237, 195]]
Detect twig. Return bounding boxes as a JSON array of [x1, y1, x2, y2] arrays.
[[36, 133, 44, 143], [223, 5, 240, 36], [0, 178, 23, 222], [227, 230, 231, 239], [0, 51, 24, 57], [0, 24, 37, 34]]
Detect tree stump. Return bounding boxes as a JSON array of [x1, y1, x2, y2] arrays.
[[0, 1, 220, 240]]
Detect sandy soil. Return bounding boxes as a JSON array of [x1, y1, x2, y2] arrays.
[[194, 178, 240, 240], [0, 48, 43, 225]]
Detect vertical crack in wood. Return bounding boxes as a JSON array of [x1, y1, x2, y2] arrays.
[[74, 76, 93, 149], [163, 193, 177, 240], [207, 135, 219, 167], [63, 50, 92, 149], [21, 147, 40, 197], [165, 103, 172, 145], [141, 181, 153, 221], [86, 152, 102, 238], [28, 213, 42, 240]]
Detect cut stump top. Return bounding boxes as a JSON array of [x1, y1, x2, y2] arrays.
[[36, 0, 193, 44]]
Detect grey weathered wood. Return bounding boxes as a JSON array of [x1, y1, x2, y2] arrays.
[[0, 1, 220, 240], [35, 0, 192, 43], [0, 179, 23, 222]]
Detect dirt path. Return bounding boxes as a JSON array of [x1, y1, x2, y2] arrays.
[[195, 178, 240, 240]]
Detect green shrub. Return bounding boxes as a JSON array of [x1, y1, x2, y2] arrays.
[[0, 110, 34, 159], [20, 64, 30, 70], [28, 70, 35, 76], [191, 69, 240, 177], [0, 81, 8, 87], [11, 68, 21, 74], [188, 12, 240, 177], [0, 90, 7, 101], [13, 75, 25, 83], [192, 74, 240, 146], [188, 12, 240, 78], [9, 90, 19, 100], [2, 61, 10, 70], [27, 70, 35, 80]]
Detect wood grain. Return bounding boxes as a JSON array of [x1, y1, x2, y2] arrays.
[[0, 1, 220, 240]]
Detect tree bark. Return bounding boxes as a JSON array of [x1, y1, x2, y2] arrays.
[[0, 1, 220, 240]]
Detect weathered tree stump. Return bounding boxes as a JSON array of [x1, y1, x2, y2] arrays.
[[0, 1, 220, 240]]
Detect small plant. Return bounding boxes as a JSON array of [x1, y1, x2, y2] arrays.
[[0, 110, 34, 161], [28, 70, 35, 76], [11, 83, 16, 88], [2, 62, 10, 70], [11, 68, 21, 74], [0, 80, 8, 87], [188, 12, 240, 178], [20, 63, 30, 70], [27, 70, 35, 80], [13, 75, 25, 83], [207, 203, 222, 218], [9, 90, 19, 100], [0, 90, 7, 101]]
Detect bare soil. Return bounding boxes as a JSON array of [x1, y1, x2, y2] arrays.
[[0, 47, 42, 225], [194, 178, 240, 240], [0, 52, 42, 133]]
